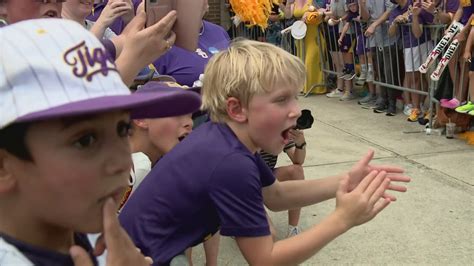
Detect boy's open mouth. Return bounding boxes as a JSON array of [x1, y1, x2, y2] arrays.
[[281, 125, 295, 143]]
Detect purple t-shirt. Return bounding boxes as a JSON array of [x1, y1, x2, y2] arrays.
[[153, 21, 230, 86], [87, 0, 141, 35], [347, 10, 363, 35], [119, 122, 275, 265], [389, 0, 434, 48], [439, 0, 460, 13], [460, 0, 474, 25]]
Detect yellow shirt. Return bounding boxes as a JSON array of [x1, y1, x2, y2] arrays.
[[460, 0, 471, 7]]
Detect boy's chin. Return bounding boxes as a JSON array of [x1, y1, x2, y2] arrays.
[[261, 144, 284, 156]]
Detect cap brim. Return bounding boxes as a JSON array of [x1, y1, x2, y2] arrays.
[[16, 89, 201, 123]]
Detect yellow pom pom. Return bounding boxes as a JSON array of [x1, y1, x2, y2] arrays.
[[229, 0, 280, 30]]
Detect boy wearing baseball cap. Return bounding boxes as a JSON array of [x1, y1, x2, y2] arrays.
[[120, 39, 410, 265], [0, 18, 200, 265]]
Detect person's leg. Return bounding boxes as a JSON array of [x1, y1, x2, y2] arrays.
[[203, 233, 220, 266], [273, 164, 305, 236]]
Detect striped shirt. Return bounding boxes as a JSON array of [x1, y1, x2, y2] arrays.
[[260, 142, 296, 170]]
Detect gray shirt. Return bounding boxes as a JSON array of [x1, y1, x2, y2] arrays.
[[365, 0, 397, 47], [330, 0, 349, 33]]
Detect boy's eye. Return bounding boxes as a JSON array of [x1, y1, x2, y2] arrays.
[[275, 96, 288, 102], [74, 134, 97, 149], [117, 121, 132, 137]]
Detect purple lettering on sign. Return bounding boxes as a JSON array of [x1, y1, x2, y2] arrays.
[[63, 41, 117, 81]]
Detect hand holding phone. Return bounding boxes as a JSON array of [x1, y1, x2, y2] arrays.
[[145, 0, 204, 52]]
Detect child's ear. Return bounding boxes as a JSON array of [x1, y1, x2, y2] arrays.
[[133, 119, 149, 129], [226, 97, 247, 123], [0, 150, 16, 193]]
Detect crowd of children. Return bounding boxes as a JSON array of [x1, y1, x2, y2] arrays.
[[0, 0, 413, 265]]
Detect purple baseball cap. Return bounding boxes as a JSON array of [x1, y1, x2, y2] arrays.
[[0, 19, 201, 129]]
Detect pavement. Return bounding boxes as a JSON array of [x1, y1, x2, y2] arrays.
[[191, 94, 474, 265]]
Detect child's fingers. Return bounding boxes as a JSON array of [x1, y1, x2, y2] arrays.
[[103, 198, 127, 250], [354, 170, 379, 193], [371, 165, 405, 174], [364, 171, 387, 197], [371, 198, 391, 217], [368, 177, 390, 206], [387, 183, 408, 192], [382, 192, 397, 202], [70, 245, 94, 266], [145, 256, 154, 264], [357, 150, 375, 168]]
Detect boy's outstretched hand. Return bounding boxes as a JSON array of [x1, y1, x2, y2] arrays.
[[347, 150, 410, 201], [335, 170, 392, 228], [70, 198, 152, 266]]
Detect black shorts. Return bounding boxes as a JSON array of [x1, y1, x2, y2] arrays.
[[470, 56, 474, 71]]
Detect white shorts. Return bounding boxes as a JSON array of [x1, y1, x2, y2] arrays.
[[403, 41, 434, 72]]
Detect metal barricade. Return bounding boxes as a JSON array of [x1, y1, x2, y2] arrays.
[[316, 19, 467, 130]]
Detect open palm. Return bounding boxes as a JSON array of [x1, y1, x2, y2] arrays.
[[347, 150, 410, 201]]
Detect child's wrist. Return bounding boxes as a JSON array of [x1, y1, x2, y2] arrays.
[[329, 211, 351, 233]]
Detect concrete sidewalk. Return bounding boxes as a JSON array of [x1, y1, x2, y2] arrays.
[[192, 95, 474, 265]]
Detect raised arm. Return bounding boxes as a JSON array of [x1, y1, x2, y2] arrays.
[[239, 168, 395, 265]]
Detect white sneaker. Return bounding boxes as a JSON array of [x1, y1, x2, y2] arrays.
[[366, 71, 374, 82], [403, 104, 413, 116], [339, 91, 356, 101], [326, 89, 344, 98], [358, 71, 367, 81], [287, 226, 301, 238]]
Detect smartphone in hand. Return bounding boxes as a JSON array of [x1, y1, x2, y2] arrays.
[[145, 0, 173, 28], [145, 0, 204, 52]]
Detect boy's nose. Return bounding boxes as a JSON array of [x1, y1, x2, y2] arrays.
[[105, 140, 132, 177], [289, 103, 301, 119]]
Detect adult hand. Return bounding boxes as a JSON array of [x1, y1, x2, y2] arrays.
[[113, 3, 177, 85], [346, 150, 410, 201], [121, 0, 136, 25], [338, 35, 344, 46], [70, 198, 153, 266], [97, 0, 133, 28], [365, 24, 376, 37], [335, 170, 392, 228], [394, 15, 407, 24], [421, 0, 436, 14]]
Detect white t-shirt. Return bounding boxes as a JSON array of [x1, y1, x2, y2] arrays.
[[0, 237, 33, 265]]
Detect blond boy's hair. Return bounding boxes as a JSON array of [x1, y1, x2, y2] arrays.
[[202, 39, 306, 122]]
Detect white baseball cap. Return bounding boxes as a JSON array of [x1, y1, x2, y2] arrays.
[[0, 19, 201, 130]]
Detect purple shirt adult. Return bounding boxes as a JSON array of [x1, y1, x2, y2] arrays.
[[439, 0, 460, 13], [153, 20, 230, 87], [460, 0, 474, 25], [87, 0, 141, 35], [119, 122, 275, 265], [389, 0, 434, 48]]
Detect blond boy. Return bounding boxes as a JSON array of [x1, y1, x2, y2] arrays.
[[119, 39, 410, 265]]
